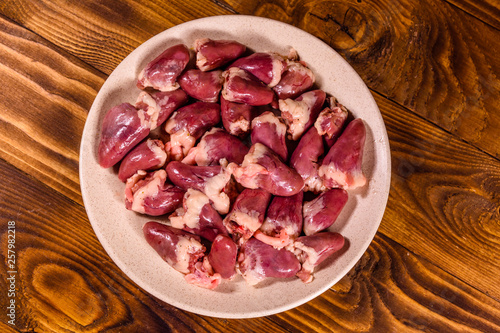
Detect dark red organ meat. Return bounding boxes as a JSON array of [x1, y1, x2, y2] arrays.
[[250, 111, 288, 162], [254, 191, 303, 248], [220, 96, 255, 137], [98, 102, 150, 168], [319, 118, 367, 190], [229, 143, 304, 196], [101, 38, 372, 289], [223, 188, 271, 245], [208, 234, 238, 280], [165, 161, 233, 214], [194, 38, 246, 71], [314, 98, 348, 147], [178, 69, 223, 102], [292, 232, 345, 283], [231, 52, 287, 87], [169, 189, 228, 242], [289, 126, 325, 193], [118, 139, 167, 182], [302, 188, 348, 236], [135, 89, 189, 130], [137, 44, 190, 91], [238, 237, 301, 285], [164, 102, 221, 160], [143, 222, 205, 274], [273, 60, 315, 100], [222, 67, 276, 106], [182, 127, 249, 166], [124, 170, 184, 216], [279, 89, 326, 140]]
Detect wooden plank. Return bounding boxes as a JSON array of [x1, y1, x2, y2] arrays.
[[2, 155, 499, 331], [271, 234, 500, 332], [218, 0, 500, 159], [0, 158, 290, 332], [0, 16, 105, 205], [375, 90, 500, 300], [1, 0, 498, 167], [0, 323, 16, 333], [1, 7, 498, 302], [0, 0, 230, 74], [445, 0, 500, 30]]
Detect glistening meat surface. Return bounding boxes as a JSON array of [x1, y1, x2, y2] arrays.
[[229, 143, 304, 196], [96, 37, 372, 290]]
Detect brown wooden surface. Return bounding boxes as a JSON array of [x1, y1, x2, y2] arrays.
[[0, 0, 499, 332]]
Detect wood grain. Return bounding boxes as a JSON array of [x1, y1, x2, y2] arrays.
[[0, 0, 498, 177], [0, 158, 290, 332], [446, 0, 500, 30], [272, 234, 500, 333], [219, 0, 500, 160], [0, 0, 230, 74], [2, 156, 499, 332], [0, 0, 498, 304], [376, 90, 500, 300], [0, 15, 105, 205], [0, 1, 499, 331]]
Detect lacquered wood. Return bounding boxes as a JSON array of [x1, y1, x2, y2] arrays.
[[274, 235, 500, 332], [0, 15, 104, 204], [446, 0, 500, 30], [376, 91, 500, 300], [221, 0, 500, 159], [2, 157, 499, 332], [0, 0, 499, 332]]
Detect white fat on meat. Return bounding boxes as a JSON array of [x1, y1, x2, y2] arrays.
[[182, 142, 208, 165], [170, 189, 210, 230], [230, 163, 267, 189], [303, 195, 326, 219], [164, 127, 196, 161], [138, 67, 180, 92], [147, 139, 168, 166], [194, 38, 210, 71], [290, 241, 319, 284], [172, 236, 205, 274], [287, 48, 298, 61], [314, 101, 348, 138], [136, 108, 150, 130], [203, 168, 232, 214], [267, 53, 286, 87], [184, 257, 221, 289], [279, 61, 315, 97], [238, 252, 265, 286], [127, 170, 165, 214], [318, 165, 367, 190], [228, 116, 250, 135], [181, 128, 215, 165], [279, 93, 317, 140], [229, 143, 269, 189], [251, 111, 287, 137], [254, 229, 291, 249], [229, 209, 261, 235], [124, 170, 147, 203], [136, 91, 161, 130], [286, 61, 315, 81], [221, 68, 251, 102], [304, 174, 327, 193]]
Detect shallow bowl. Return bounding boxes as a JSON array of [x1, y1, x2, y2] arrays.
[[79, 15, 391, 318]]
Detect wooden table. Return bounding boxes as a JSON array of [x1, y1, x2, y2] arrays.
[[1, 0, 499, 332]]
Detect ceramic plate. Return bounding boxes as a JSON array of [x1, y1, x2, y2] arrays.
[[80, 15, 391, 318]]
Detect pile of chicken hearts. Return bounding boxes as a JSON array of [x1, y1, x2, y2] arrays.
[[98, 38, 367, 289]]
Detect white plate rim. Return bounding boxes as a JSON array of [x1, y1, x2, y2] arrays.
[[79, 15, 391, 318]]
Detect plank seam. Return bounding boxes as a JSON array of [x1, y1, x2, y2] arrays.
[[371, 88, 500, 162]]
